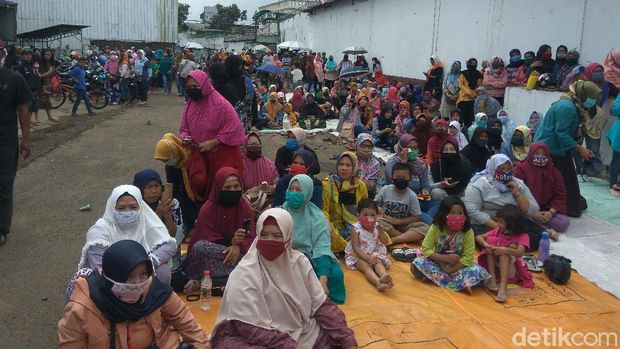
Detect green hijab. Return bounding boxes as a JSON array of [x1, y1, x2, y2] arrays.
[[282, 174, 338, 263]]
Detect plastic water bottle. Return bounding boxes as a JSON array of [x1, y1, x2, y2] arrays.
[[538, 231, 551, 263], [200, 270, 212, 311]]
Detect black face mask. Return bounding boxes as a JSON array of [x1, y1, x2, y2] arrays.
[[218, 190, 242, 208], [488, 128, 502, 137], [441, 153, 460, 164], [393, 178, 409, 190], [186, 88, 203, 101], [338, 191, 357, 205], [475, 138, 489, 147], [246, 147, 262, 160], [511, 136, 525, 146]]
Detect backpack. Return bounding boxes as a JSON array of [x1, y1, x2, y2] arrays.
[[543, 254, 572, 285]]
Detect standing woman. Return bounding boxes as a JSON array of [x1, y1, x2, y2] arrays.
[[133, 50, 150, 105], [441, 61, 461, 118], [372, 57, 386, 86], [458, 58, 483, 131], [37, 48, 57, 122], [423, 55, 444, 98], [324, 55, 338, 89], [534, 80, 600, 217], [118, 52, 132, 105], [314, 54, 325, 91], [159, 49, 173, 95], [483, 57, 508, 105], [103, 51, 120, 105], [179, 70, 246, 197]]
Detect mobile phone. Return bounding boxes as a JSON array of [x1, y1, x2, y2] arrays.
[[161, 183, 173, 203], [242, 219, 251, 231]]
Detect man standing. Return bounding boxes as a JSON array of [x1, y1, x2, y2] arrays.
[[0, 45, 33, 245], [14, 48, 40, 127], [69, 57, 96, 116]]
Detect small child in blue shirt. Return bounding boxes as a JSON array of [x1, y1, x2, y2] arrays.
[[69, 57, 95, 116]]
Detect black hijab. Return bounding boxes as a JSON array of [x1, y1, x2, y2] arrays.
[[430, 139, 472, 195], [461, 127, 491, 172], [208, 62, 240, 104], [224, 55, 247, 99], [506, 48, 524, 69], [378, 104, 394, 130], [461, 58, 483, 89], [487, 117, 503, 152], [87, 240, 172, 324], [534, 44, 555, 74], [132, 168, 161, 212]]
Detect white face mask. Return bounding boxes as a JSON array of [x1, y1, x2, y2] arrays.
[[165, 158, 178, 167], [114, 210, 140, 230], [105, 275, 150, 303]]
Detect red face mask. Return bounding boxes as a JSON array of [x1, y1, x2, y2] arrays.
[[542, 52, 552, 60], [293, 91, 302, 99], [358, 215, 376, 231], [446, 214, 466, 232], [290, 164, 308, 176], [256, 239, 289, 261]]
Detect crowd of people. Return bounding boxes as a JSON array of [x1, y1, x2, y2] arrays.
[[3, 37, 620, 347]]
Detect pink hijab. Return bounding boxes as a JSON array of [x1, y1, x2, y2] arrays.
[[179, 70, 246, 146], [386, 86, 400, 103], [314, 55, 325, 82], [603, 48, 620, 89]]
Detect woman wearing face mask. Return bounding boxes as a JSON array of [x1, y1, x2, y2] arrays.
[[300, 93, 326, 129], [468, 112, 488, 139], [356, 133, 383, 197], [394, 100, 414, 137], [482, 56, 508, 105], [457, 58, 483, 130], [69, 185, 177, 299], [551, 45, 569, 81], [59, 240, 208, 348], [284, 175, 346, 303], [462, 127, 492, 172], [556, 50, 580, 87], [441, 61, 461, 118], [486, 118, 504, 153], [103, 51, 121, 105], [179, 70, 246, 198], [274, 127, 320, 177], [183, 167, 256, 291], [515, 142, 570, 237], [411, 113, 431, 157], [500, 125, 531, 163], [448, 120, 468, 150], [534, 80, 601, 217], [425, 118, 457, 165], [288, 86, 305, 113], [385, 135, 438, 224], [242, 132, 279, 193], [496, 109, 516, 144], [322, 152, 369, 252], [463, 155, 542, 244], [527, 44, 555, 80], [506, 49, 524, 85], [515, 51, 535, 85], [473, 86, 502, 119], [273, 149, 323, 208], [210, 208, 357, 348], [372, 104, 397, 150], [423, 55, 444, 98], [430, 140, 472, 200]]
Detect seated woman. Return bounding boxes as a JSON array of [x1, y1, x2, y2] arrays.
[[356, 133, 383, 197], [514, 142, 570, 235], [133, 169, 184, 244], [372, 104, 397, 150], [284, 175, 346, 304], [430, 139, 473, 200], [322, 151, 369, 253], [274, 127, 320, 177], [473, 86, 502, 118], [425, 118, 457, 165], [448, 120, 468, 150], [468, 112, 488, 139], [258, 92, 283, 128], [242, 131, 279, 194], [487, 118, 504, 153], [72, 185, 176, 291], [183, 167, 256, 289], [501, 125, 531, 163], [462, 127, 492, 172], [526, 111, 543, 139], [385, 134, 439, 225], [210, 208, 357, 349], [59, 240, 209, 348], [273, 149, 323, 208], [300, 93, 326, 129], [463, 155, 544, 248], [154, 133, 201, 237]]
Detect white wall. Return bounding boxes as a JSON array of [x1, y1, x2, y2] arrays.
[[281, 0, 619, 79]]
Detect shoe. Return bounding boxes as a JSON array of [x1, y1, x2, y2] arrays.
[[71, 113, 79, 117], [611, 188, 620, 197], [0, 233, 6, 246], [577, 174, 584, 183], [582, 174, 590, 182], [88, 112, 97, 116]]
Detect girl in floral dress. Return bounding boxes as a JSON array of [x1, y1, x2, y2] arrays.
[[345, 199, 393, 292], [411, 196, 490, 293]]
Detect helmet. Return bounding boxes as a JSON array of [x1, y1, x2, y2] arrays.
[[85, 49, 93, 57], [71, 50, 79, 59]]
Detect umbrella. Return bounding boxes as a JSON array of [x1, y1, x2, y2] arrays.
[[277, 41, 304, 50], [339, 66, 370, 79], [257, 64, 285, 75], [253, 44, 269, 52], [184, 42, 204, 50], [342, 46, 367, 54]]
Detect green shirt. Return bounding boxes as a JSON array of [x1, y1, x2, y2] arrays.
[[151, 63, 160, 78], [421, 224, 476, 267]]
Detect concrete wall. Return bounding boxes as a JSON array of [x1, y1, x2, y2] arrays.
[[178, 32, 248, 52], [281, 0, 618, 79]]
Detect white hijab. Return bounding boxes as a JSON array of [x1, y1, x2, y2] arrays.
[[213, 208, 327, 348], [449, 120, 469, 150], [78, 185, 174, 268]]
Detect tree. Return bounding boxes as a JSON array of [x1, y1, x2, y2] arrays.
[[178, 3, 190, 32], [209, 4, 248, 30]]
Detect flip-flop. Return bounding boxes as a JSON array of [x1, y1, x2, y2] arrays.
[[391, 248, 417, 262], [610, 188, 620, 198], [522, 254, 543, 273]]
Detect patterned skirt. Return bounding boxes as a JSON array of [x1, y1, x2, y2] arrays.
[[412, 256, 490, 291]]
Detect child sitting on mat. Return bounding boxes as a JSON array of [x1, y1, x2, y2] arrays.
[[476, 204, 534, 303], [411, 196, 490, 293], [344, 199, 393, 292]]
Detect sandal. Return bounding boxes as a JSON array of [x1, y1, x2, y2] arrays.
[[391, 248, 417, 262], [610, 188, 620, 198], [522, 254, 543, 273]]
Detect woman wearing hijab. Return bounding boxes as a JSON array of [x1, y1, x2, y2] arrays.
[[288, 86, 305, 113], [324, 55, 338, 89], [273, 149, 323, 208], [441, 61, 461, 118], [372, 104, 397, 150], [71, 185, 177, 293], [430, 139, 472, 200], [501, 125, 531, 163], [284, 175, 346, 303], [133, 49, 151, 105], [102, 51, 121, 105], [119, 52, 132, 105], [483, 57, 508, 105], [208, 62, 241, 106], [183, 167, 256, 289], [473, 86, 502, 118], [496, 108, 516, 144], [275, 127, 320, 177], [59, 240, 208, 348], [423, 55, 444, 98], [448, 120, 468, 150], [305, 54, 317, 92], [300, 93, 326, 129], [463, 154, 541, 240], [526, 111, 543, 138], [462, 127, 492, 172], [179, 70, 246, 198], [322, 152, 369, 252], [609, 98, 620, 197], [487, 118, 504, 153], [527, 44, 556, 79], [458, 58, 484, 129], [468, 112, 488, 139], [243, 132, 279, 191], [386, 85, 400, 104], [514, 142, 570, 235], [506, 49, 524, 85], [411, 113, 432, 157], [259, 91, 283, 128], [133, 169, 183, 243], [586, 62, 616, 106], [314, 54, 325, 89], [534, 80, 601, 217], [210, 208, 357, 348], [356, 133, 383, 197], [394, 100, 413, 136], [372, 57, 386, 85], [604, 48, 620, 91], [425, 118, 457, 165], [338, 53, 353, 74], [556, 50, 580, 87]]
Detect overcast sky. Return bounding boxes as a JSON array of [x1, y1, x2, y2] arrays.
[[183, 0, 274, 22]]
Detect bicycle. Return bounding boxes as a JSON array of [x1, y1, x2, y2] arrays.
[[49, 73, 109, 110]]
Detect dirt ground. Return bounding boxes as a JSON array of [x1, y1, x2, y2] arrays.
[[0, 93, 346, 347]]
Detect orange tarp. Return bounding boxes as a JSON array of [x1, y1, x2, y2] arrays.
[[183, 254, 620, 348]]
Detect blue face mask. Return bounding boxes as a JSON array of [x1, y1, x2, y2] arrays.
[[498, 115, 509, 124], [510, 55, 522, 63], [582, 97, 597, 109], [285, 191, 305, 209], [285, 139, 299, 151], [476, 120, 488, 128]]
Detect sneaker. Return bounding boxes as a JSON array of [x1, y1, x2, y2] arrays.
[[582, 174, 590, 182], [71, 113, 79, 117], [88, 112, 97, 116]]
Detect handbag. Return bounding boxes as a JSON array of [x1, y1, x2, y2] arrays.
[[244, 185, 270, 217], [339, 122, 355, 141], [543, 254, 572, 285]]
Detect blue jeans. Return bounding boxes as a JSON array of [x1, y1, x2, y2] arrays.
[[120, 78, 130, 103], [136, 77, 148, 102], [178, 76, 186, 97], [419, 199, 440, 225], [0, 143, 18, 234], [162, 74, 171, 94], [71, 89, 93, 114], [610, 151, 620, 188]]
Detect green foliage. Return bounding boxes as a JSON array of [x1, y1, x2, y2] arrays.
[[209, 3, 248, 30], [178, 3, 190, 32]]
